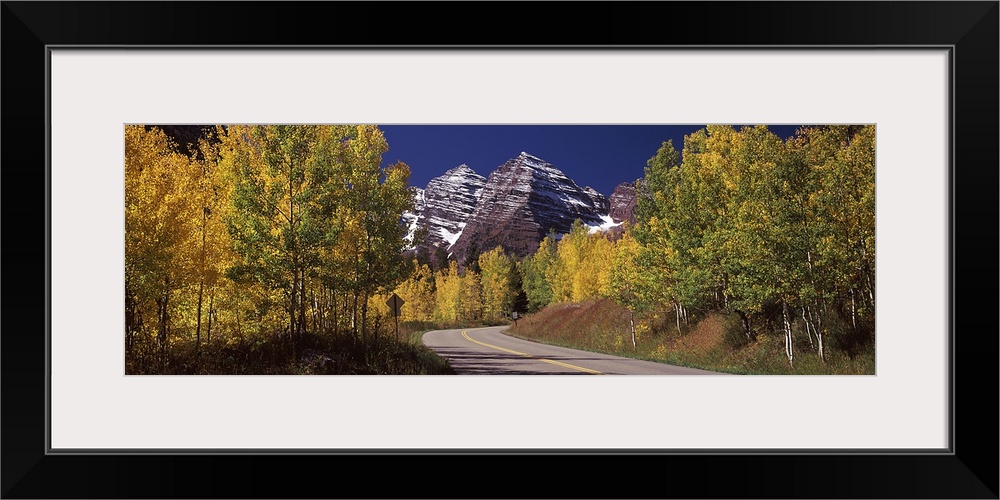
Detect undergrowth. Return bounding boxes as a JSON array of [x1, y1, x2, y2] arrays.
[[127, 328, 455, 375], [507, 298, 875, 375]]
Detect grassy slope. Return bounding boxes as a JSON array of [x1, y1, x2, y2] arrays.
[[507, 298, 875, 375]]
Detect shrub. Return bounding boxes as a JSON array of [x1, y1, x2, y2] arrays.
[[719, 309, 752, 349]]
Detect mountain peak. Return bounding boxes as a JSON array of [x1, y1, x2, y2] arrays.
[[406, 152, 626, 265], [516, 151, 550, 168], [449, 151, 610, 261], [403, 164, 487, 256], [446, 163, 477, 174]]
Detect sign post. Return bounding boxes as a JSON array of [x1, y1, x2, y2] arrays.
[[512, 311, 518, 326], [386, 293, 404, 341]]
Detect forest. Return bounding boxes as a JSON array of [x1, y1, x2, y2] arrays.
[[125, 124, 874, 374]]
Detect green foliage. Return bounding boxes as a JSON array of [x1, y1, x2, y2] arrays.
[[478, 246, 517, 321], [506, 124, 873, 370], [510, 302, 873, 375], [626, 124, 876, 365], [126, 123, 875, 375], [719, 309, 752, 349], [433, 261, 463, 323], [126, 124, 424, 373], [602, 230, 646, 312], [519, 234, 557, 312], [394, 259, 436, 322]]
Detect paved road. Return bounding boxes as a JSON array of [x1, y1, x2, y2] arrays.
[[422, 326, 724, 375]]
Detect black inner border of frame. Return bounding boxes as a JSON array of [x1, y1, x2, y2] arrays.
[[3, 2, 997, 499]]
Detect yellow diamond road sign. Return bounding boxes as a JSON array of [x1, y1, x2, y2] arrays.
[[386, 293, 404, 316]]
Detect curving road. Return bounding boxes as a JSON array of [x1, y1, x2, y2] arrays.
[[422, 326, 724, 375]]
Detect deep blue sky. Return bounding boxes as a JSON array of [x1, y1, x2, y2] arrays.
[[380, 125, 801, 196]]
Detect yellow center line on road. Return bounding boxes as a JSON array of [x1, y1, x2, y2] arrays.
[[461, 330, 603, 375]]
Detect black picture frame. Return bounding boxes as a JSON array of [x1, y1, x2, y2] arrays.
[[3, 2, 997, 498]]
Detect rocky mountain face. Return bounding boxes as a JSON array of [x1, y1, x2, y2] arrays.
[[608, 181, 638, 224], [583, 186, 610, 214], [405, 152, 631, 265], [450, 152, 611, 261], [406, 164, 486, 258]]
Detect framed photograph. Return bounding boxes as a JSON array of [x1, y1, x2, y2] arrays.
[[3, 2, 996, 498]]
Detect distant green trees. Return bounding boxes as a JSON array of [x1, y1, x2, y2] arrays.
[[479, 247, 518, 322]]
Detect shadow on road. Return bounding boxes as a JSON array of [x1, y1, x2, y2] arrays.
[[428, 346, 594, 375]]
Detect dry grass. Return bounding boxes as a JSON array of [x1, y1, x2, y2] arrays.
[[510, 298, 632, 353], [509, 299, 875, 375], [669, 312, 726, 354]]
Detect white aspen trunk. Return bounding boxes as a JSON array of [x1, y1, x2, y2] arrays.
[[325, 291, 331, 334], [802, 307, 814, 347], [361, 292, 370, 346], [289, 282, 296, 340], [817, 328, 826, 364], [806, 305, 824, 363], [352, 293, 359, 337], [782, 301, 794, 368], [629, 309, 636, 349], [206, 291, 214, 347], [311, 289, 318, 334], [235, 295, 243, 344], [289, 177, 297, 364], [332, 290, 340, 336], [298, 269, 307, 336], [157, 283, 171, 370], [737, 310, 751, 341], [851, 288, 857, 328], [195, 281, 204, 352], [815, 304, 822, 332], [321, 287, 327, 334], [674, 302, 681, 334], [816, 303, 824, 362], [319, 287, 326, 334], [195, 207, 207, 353]]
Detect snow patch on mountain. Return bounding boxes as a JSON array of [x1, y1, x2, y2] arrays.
[[440, 222, 466, 247], [587, 215, 622, 234], [401, 188, 425, 250], [405, 152, 632, 263], [404, 164, 485, 255], [449, 151, 614, 260]]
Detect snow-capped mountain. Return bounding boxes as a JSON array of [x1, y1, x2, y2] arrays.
[[404, 164, 486, 255], [449, 152, 615, 261], [405, 152, 631, 264]]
